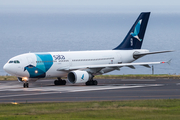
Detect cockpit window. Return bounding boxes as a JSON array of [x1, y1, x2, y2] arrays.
[[8, 60, 20, 64], [14, 60, 20, 63], [9, 61, 13, 63]]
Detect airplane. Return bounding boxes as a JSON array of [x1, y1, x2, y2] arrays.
[[3, 12, 172, 88]]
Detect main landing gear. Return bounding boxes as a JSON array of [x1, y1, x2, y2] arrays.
[[23, 82, 29, 88], [85, 75, 98, 86], [54, 77, 66, 85], [86, 80, 98, 86]]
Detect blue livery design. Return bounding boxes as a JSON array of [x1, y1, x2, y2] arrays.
[[113, 12, 150, 50], [24, 54, 53, 78], [81, 74, 84, 80], [130, 19, 142, 41]]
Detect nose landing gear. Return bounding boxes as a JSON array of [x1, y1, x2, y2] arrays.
[[23, 82, 29, 88]]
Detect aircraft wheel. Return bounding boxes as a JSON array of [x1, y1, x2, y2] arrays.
[[85, 81, 92, 85], [93, 80, 98, 85], [26, 83, 29, 88], [62, 80, 66, 85], [23, 82, 29, 88], [90, 81, 94, 85], [54, 80, 66, 85], [86, 80, 97, 86], [54, 80, 58, 85], [85, 81, 89, 85]]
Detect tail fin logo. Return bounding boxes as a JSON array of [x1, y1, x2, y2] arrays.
[[131, 19, 142, 41]]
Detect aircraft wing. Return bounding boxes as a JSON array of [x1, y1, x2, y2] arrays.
[[57, 61, 168, 71]]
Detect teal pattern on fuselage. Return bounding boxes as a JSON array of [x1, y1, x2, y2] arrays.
[[24, 53, 53, 78], [35, 54, 53, 72]]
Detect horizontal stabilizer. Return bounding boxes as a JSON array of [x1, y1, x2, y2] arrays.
[[133, 50, 173, 59]]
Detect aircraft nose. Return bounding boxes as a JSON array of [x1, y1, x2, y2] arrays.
[[3, 63, 16, 75], [3, 63, 13, 75], [3, 63, 9, 73]]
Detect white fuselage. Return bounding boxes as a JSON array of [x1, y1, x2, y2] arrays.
[[3, 49, 149, 80]]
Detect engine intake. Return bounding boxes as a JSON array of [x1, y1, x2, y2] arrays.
[[68, 70, 92, 84]]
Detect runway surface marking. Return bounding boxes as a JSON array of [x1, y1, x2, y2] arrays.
[[121, 80, 156, 81], [0, 84, 163, 98]]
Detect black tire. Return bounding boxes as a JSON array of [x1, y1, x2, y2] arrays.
[[23, 83, 29, 88], [54, 80, 58, 85], [58, 81, 62, 85], [26, 83, 29, 88], [90, 81, 94, 85], [93, 80, 98, 85], [55, 80, 66, 85], [86, 81, 93, 86], [86, 81, 90, 85], [62, 80, 66, 85]]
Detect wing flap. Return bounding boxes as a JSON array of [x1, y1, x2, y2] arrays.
[[141, 64, 151, 68]]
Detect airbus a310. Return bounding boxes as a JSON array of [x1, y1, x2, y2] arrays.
[[3, 12, 172, 88]]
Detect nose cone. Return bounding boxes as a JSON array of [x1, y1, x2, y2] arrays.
[[3, 63, 17, 76], [3, 63, 10, 74]]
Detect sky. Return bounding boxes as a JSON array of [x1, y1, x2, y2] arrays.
[[0, 0, 180, 14], [0, 0, 179, 6]]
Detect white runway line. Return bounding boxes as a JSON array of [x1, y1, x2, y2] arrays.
[[176, 83, 180, 85], [0, 84, 164, 98], [121, 80, 156, 81]]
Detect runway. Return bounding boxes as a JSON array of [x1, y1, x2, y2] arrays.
[[0, 79, 179, 103]]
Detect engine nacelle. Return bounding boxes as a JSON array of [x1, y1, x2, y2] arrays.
[[68, 70, 92, 84]]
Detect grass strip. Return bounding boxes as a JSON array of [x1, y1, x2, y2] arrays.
[[0, 99, 180, 120], [95, 74, 180, 79], [0, 76, 17, 80]]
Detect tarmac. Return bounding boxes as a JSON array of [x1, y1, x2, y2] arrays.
[[0, 79, 179, 103]]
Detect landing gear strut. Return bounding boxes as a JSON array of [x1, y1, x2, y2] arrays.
[[23, 82, 29, 88], [54, 77, 66, 85]]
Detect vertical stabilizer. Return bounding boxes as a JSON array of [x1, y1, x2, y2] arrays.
[[113, 12, 150, 50]]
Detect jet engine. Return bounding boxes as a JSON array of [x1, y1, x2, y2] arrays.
[[68, 70, 92, 84]]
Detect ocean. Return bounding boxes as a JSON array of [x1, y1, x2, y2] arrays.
[[0, 13, 179, 75]]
